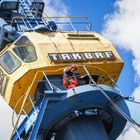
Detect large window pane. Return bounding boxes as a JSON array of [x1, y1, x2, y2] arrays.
[[0, 51, 21, 74], [14, 36, 37, 62], [13, 46, 37, 62]]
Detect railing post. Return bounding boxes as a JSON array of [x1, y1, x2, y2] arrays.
[[43, 72, 53, 90], [29, 96, 49, 140]]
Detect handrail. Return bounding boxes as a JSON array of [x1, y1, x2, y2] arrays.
[[10, 15, 92, 32], [82, 65, 140, 135], [33, 64, 123, 93], [11, 70, 63, 139], [10, 71, 40, 139], [10, 64, 123, 139]]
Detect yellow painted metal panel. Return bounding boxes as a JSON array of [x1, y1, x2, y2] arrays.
[[0, 31, 124, 114]]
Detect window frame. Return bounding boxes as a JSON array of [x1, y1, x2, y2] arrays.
[[13, 36, 37, 63], [14, 36, 32, 46], [13, 45, 37, 63], [0, 50, 21, 74]]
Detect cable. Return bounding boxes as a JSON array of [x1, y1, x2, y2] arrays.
[[83, 65, 140, 136], [11, 64, 140, 138], [48, 64, 140, 135], [42, 63, 123, 95]]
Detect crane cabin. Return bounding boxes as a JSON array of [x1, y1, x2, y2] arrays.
[[0, 29, 124, 114], [2, 1, 140, 140], [0, 0, 124, 114]]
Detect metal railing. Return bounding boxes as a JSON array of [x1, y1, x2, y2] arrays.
[[10, 71, 64, 139], [11, 71, 43, 139], [10, 65, 124, 139], [11, 15, 92, 32]]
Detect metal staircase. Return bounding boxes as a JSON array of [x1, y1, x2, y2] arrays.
[[11, 66, 140, 140], [11, 71, 67, 140]]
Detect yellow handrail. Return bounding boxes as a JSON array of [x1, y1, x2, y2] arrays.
[[10, 64, 121, 139], [10, 71, 39, 139]]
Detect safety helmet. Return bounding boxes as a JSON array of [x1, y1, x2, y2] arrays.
[[72, 64, 78, 71]]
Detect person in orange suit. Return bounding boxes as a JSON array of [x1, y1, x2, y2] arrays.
[[63, 64, 79, 89]]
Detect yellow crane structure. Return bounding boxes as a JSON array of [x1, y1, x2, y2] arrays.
[[0, 31, 123, 113]]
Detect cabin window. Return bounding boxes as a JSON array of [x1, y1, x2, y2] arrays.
[[13, 36, 37, 62], [14, 36, 32, 46], [0, 69, 7, 96], [13, 46, 37, 62], [0, 51, 21, 74]]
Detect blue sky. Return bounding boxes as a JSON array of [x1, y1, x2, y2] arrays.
[[62, 0, 136, 96], [63, 0, 116, 31]]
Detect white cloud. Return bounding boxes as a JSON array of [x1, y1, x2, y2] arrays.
[[43, 0, 69, 16], [102, 0, 140, 83], [43, 0, 69, 30], [0, 97, 13, 140], [118, 126, 140, 140], [133, 85, 140, 101], [102, 0, 140, 139]]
